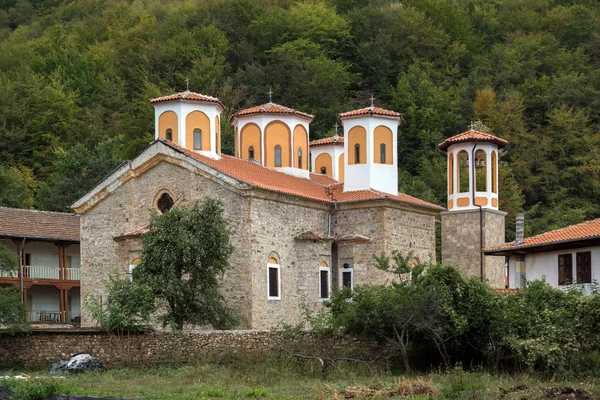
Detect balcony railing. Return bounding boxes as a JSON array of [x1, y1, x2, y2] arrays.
[[0, 269, 18, 278], [29, 310, 64, 323], [26, 265, 59, 279], [0, 266, 81, 280], [67, 268, 80, 280]]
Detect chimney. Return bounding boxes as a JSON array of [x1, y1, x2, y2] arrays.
[[516, 213, 524, 244]]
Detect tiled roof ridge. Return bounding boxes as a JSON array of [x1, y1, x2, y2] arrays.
[[310, 135, 344, 147], [150, 91, 224, 107], [231, 102, 314, 120], [485, 217, 600, 252], [0, 206, 77, 217], [339, 106, 402, 119], [438, 129, 508, 150]]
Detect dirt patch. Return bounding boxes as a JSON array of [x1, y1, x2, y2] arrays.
[[324, 378, 438, 399], [539, 386, 592, 400]]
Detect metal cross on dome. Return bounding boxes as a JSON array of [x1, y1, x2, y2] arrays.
[[334, 122, 339, 134], [470, 121, 475, 131], [185, 76, 190, 91], [268, 88, 273, 103]]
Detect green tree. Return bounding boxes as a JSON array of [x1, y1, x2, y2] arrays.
[[135, 198, 238, 330], [86, 273, 155, 333], [0, 165, 35, 209], [0, 242, 18, 276], [0, 286, 28, 332]]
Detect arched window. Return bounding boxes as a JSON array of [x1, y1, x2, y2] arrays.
[[380, 143, 386, 164], [448, 153, 454, 195], [457, 150, 469, 193], [274, 145, 282, 167], [340, 262, 354, 290], [248, 146, 255, 160], [156, 192, 174, 214], [165, 128, 173, 142], [297, 147, 303, 169], [129, 258, 140, 282], [475, 149, 487, 192], [320, 166, 327, 175], [492, 151, 498, 194], [354, 144, 360, 164], [267, 257, 280, 300], [319, 261, 331, 300], [193, 128, 202, 150]]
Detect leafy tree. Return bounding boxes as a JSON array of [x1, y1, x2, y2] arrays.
[[0, 242, 18, 276], [0, 286, 28, 332], [0, 165, 35, 209], [86, 273, 155, 333], [134, 198, 238, 331]]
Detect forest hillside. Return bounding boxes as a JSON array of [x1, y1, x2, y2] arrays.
[[1, 0, 599, 240]]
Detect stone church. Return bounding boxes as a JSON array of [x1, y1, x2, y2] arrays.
[[72, 91, 507, 329]]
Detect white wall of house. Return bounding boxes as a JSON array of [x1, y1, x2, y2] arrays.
[[66, 245, 81, 269], [28, 285, 60, 311], [69, 288, 81, 319], [25, 242, 60, 267], [508, 245, 600, 290]]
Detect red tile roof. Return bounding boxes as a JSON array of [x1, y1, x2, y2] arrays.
[[438, 130, 508, 151], [495, 288, 519, 294], [114, 225, 150, 241], [484, 218, 600, 253], [164, 140, 444, 211], [295, 231, 334, 241], [0, 207, 80, 242], [310, 135, 344, 147], [150, 91, 224, 108], [231, 102, 314, 120], [339, 106, 402, 119]]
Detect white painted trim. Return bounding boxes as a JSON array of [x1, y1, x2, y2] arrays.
[[339, 267, 354, 290], [128, 264, 136, 282], [319, 265, 332, 300], [267, 263, 281, 301]]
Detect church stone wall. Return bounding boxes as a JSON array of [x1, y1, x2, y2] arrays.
[[441, 209, 506, 287], [80, 161, 253, 327], [332, 206, 437, 286], [247, 196, 330, 329]]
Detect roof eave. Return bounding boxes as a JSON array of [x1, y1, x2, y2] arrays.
[[484, 235, 600, 256]]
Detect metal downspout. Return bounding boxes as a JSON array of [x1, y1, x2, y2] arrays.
[[471, 143, 484, 282]]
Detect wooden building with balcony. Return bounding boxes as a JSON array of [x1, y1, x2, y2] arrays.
[[0, 207, 80, 325]]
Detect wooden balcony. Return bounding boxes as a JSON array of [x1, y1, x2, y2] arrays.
[[0, 266, 80, 281]]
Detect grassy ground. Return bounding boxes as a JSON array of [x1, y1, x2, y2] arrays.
[[1, 357, 599, 399]]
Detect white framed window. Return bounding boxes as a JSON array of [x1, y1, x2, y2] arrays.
[[128, 264, 136, 282], [319, 262, 331, 300], [267, 257, 281, 300], [339, 263, 354, 290]]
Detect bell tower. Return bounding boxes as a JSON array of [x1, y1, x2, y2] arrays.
[[339, 103, 402, 195], [150, 91, 224, 159], [439, 129, 508, 287]]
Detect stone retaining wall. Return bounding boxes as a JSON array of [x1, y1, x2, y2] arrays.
[[0, 330, 379, 368]]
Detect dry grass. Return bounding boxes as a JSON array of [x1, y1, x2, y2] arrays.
[[320, 377, 439, 399]]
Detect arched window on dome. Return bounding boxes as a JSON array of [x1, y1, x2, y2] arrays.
[[193, 129, 202, 150], [354, 144, 360, 164], [297, 147, 303, 169], [248, 146, 255, 160], [457, 150, 469, 193], [274, 145, 282, 167], [380, 143, 387, 164], [320, 166, 327, 175], [475, 149, 487, 192], [165, 128, 173, 142]]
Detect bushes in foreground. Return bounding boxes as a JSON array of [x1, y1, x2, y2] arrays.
[[325, 254, 600, 377]]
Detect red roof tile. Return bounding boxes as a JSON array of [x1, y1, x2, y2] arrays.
[[295, 231, 334, 241], [114, 226, 150, 241], [310, 135, 344, 147], [339, 106, 402, 119], [150, 91, 224, 108], [231, 102, 314, 120], [495, 288, 519, 294], [0, 207, 80, 242], [163, 141, 444, 211], [438, 130, 508, 151], [485, 218, 600, 253]]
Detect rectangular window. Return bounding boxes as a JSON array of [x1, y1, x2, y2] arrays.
[[25, 253, 31, 266], [319, 268, 330, 300], [576, 251, 592, 284], [558, 254, 573, 285], [128, 264, 136, 282], [268, 265, 280, 300], [340, 267, 354, 290]]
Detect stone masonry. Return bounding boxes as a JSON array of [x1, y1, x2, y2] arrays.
[[441, 208, 506, 288], [79, 145, 439, 330]]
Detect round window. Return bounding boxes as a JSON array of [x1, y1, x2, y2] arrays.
[[156, 192, 174, 214]]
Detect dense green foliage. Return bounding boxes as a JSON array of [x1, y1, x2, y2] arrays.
[[134, 198, 238, 330], [86, 272, 155, 333], [0, 285, 29, 332], [0, 0, 599, 237], [0, 242, 18, 274], [327, 254, 600, 377]]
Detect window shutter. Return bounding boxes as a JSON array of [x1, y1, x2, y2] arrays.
[[577, 252, 592, 284]]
